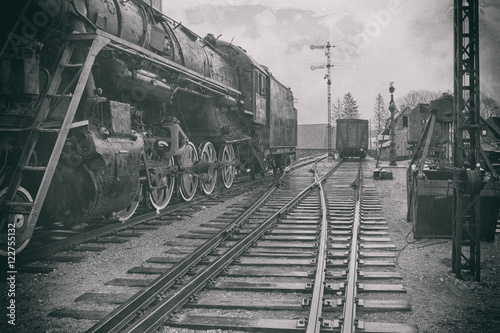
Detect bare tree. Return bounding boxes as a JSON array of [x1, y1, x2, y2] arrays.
[[332, 98, 343, 127], [372, 93, 389, 135], [396, 89, 447, 107], [481, 94, 500, 119]]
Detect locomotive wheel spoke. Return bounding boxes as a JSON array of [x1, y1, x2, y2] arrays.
[[199, 142, 217, 195], [149, 157, 175, 210], [113, 182, 141, 222], [0, 186, 33, 255], [179, 142, 199, 201], [220, 144, 236, 189]]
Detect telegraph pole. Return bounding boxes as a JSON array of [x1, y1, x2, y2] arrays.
[[389, 82, 397, 166], [310, 42, 335, 159]]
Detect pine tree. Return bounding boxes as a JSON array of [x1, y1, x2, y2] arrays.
[[332, 98, 343, 127], [372, 93, 389, 134], [341, 92, 360, 119]]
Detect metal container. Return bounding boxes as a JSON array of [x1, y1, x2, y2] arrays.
[[410, 169, 499, 240]]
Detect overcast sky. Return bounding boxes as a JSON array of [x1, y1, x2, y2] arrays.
[[163, 0, 500, 124]]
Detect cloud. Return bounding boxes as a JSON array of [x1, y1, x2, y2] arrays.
[[163, 0, 500, 124]]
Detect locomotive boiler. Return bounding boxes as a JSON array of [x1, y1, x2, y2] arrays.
[[0, 0, 297, 254]]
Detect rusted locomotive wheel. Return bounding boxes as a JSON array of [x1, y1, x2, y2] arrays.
[[149, 157, 175, 210], [114, 183, 141, 222], [220, 144, 236, 189], [179, 142, 199, 201], [199, 142, 218, 195], [0, 186, 33, 255]]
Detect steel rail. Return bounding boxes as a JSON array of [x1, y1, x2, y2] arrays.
[[341, 164, 362, 333], [305, 164, 330, 333], [86, 155, 327, 333]]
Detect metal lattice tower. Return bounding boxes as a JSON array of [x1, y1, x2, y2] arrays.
[[452, 0, 481, 281]]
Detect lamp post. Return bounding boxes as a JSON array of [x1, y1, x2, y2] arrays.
[[389, 82, 397, 166], [310, 42, 335, 159]]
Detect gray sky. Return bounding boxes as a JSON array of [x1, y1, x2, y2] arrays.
[[164, 0, 500, 124]]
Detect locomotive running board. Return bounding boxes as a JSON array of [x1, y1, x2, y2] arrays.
[[69, 29, 242, 98]]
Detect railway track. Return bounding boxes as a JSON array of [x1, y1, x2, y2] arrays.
[[15, 172, 277, 269], [18, 154, 324, 268], [46, 159, 418, 332], [13, 156, 320, 269]]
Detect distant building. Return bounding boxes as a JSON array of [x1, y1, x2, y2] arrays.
[[297, 124, 336, 158], [407, 95, 452, 161], [482, 116, 500, 172], [376, 105, 412, 160]]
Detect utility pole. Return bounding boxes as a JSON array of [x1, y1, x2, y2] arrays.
[[389, 82, 397, 166], [311, 42, 335, 159]]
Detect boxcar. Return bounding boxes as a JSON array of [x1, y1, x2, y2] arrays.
[[336, 119, 369, 159]]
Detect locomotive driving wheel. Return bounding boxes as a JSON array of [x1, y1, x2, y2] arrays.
[[114, 182, 141, 222], [179, 142, 199, 201], [0, 186, 33, 255], [199, 142, 217, 195], [220, 144, 236, 188], [149, 157, 175, 210]]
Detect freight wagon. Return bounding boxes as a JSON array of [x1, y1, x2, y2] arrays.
[[336, 119, 369, 160]]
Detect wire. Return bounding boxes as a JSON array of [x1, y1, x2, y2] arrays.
[[395, 229, 449, 268]]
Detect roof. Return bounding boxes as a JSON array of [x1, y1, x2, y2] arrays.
[[297, 124, 336, 149]]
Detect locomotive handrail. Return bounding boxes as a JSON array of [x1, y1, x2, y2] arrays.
[[68, 30, 242, 98]]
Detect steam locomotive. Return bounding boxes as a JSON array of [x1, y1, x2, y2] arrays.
[[0, 0, 297, 254]]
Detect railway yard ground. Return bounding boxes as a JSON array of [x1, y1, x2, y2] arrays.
[[2, 157, 499, 333]]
